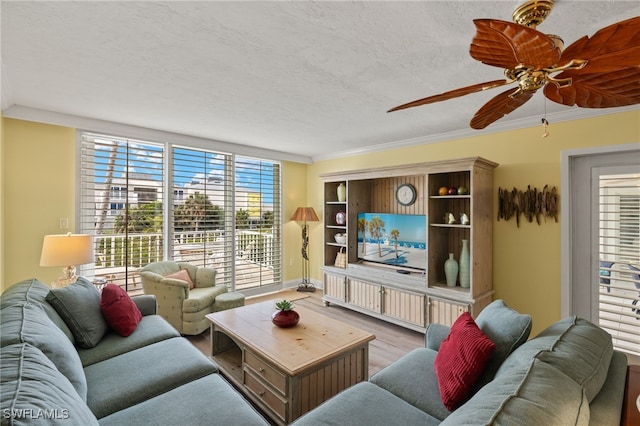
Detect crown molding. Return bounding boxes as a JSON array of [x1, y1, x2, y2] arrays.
[[2, 105, 314, 164], [311, 105, 640, 162]]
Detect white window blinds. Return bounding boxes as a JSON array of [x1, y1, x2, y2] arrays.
[[598, 173, 640, 357], [234, 156, 282, 290], [170, 147, 282, 290], [79, 131, 282, 293], [79, 133, 164, 292], [171, 147, 234, 285]]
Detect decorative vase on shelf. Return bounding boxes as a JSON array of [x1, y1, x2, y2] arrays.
[[334, 211, 346, 226], [271, 300, 299, 328], [337, 183, 346, 202], [444, 253, 458, 287], [459, 239, 470, 288]]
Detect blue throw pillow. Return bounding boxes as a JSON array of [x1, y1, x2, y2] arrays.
[[474, 300, 532, 384], [46, 278, 108, 349]]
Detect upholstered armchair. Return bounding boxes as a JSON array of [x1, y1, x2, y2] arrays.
[[139, 261, 227, 335]]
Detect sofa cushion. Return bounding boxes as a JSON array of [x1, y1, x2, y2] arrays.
[[84, 337, 217, 418], [46, 277, 108, 348], [474, 299, 532, 383], [0, 343, 98, 425], [496, 316, 613, 402], [0, 278, 75, 342], [371, 348, 451, 421], [98, 374, 268, 426], [77, 315, 180, 366], [588, 350, 628, 426], [100, 284, 142, 336], [164, 269, 194, 289], [434, 312, 496, 410], [441, 359, 590, 426], [0, 303, 88, 401], [290, 382, 441, 426]]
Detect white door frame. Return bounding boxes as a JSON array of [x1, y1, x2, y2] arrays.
[[561, 142, 640, 318]]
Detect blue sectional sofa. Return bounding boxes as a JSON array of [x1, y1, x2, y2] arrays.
[[293, 300, 629, 426], [0, 278, 268, 425]]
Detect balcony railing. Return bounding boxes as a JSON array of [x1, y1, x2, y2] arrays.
[[85, 230, 276, 294]]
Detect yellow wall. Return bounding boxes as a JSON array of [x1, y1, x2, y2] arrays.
[[2, 111, 639, 335], [281, 160, 309, 283], [2, 120, 76, 288]]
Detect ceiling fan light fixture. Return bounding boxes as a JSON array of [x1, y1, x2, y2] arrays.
[[512, 0, 554, 29]]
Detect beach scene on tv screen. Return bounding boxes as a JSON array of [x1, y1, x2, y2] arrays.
[[357, 213, 426, 270]]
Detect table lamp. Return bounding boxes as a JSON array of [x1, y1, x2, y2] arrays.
[[40, 233, 93, 288], [291, 207, 319, 292]]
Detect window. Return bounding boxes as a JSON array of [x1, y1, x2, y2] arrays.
[[598, 174, 639, 356], [79, 133, 164, 291], [233, 157, 281, 291], [79, 132, 282, 294], [170, 147, 281, 291]]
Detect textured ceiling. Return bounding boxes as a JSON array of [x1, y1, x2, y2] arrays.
[[2, 1, 638, 162]]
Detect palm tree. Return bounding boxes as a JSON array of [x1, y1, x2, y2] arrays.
[[368, 216, 385, 257], [96, 141, 120, 236], [175, 192, 212, 232], [390, 229, 400, 258], [358, 217, 368, 255]]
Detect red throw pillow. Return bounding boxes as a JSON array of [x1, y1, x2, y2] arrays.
[[164, 269, 195, 290], [434, 312, 496, 410], [100, 284, 142, 337]]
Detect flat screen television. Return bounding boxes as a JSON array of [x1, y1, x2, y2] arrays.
[[356, 212, 427, 271]]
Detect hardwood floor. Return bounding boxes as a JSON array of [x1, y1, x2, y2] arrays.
[[187, 289, 425, 378]]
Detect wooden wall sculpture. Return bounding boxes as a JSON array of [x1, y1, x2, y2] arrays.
[[497, 185, 558, 227]]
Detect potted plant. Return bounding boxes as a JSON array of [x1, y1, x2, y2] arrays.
[[271, 300, 300, 328]]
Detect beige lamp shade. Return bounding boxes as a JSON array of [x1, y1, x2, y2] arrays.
[[40, 233, 94, 267], [291, 207, 319, 222]]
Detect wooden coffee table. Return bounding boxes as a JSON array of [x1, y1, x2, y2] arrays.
[[206, 300, 375, 425]]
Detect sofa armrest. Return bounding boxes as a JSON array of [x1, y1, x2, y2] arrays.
[[131, 295, 157, 316], [425, 323, 451, 351]]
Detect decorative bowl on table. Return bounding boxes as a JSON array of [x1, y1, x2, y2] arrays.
[[334, 233, 347, 245]]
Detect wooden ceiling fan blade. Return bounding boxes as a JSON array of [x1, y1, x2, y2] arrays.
[[567, 47, 640, 74], [559, 16, 640, 73], [544, 67, 640, 108], [470, 19, 560, 70], [470, 88, 534, 129], [387, 79, 510, 113]]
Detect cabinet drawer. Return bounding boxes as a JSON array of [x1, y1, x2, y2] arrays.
[[244, 371, 287, 422], [428, 296, 468, 326], [245, 350, 287, 394]]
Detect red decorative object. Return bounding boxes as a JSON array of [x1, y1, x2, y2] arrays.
[[100, 284, 142, 336], [334, 211, 346, 225], [271, 309, 300, 328], [434, 312, 496, 410]]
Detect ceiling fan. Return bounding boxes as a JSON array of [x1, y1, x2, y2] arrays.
[[388, 0, 640, 130]]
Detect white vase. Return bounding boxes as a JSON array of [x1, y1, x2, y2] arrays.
[[459, 239, 470, 288], [337, 183, 346, 202], [444, 253, 458, 287]]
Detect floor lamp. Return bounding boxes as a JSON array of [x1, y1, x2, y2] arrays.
[[291, 207, 319, 292]]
